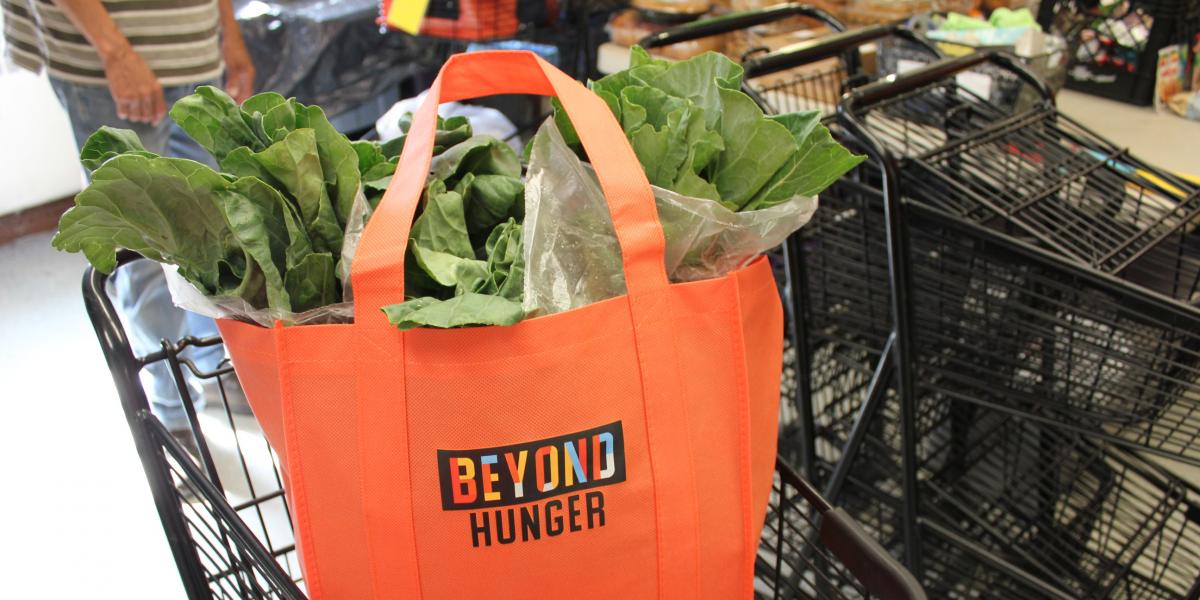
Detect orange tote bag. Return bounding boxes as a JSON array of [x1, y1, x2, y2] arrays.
[[218, 50, 784, 599]]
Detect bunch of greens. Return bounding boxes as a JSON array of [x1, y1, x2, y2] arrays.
[[51, 87, 471, 319], [381, 136, 527, 330], [553, 47, 865, 212]]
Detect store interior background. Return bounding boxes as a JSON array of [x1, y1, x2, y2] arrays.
[[1, 8, 1199, 598]]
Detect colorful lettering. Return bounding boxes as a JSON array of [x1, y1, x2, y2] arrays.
[[505, 450, 528, 499], [451, 457, 476, 504], [480, 454, 500, 502], [536, 445, 559, 493]]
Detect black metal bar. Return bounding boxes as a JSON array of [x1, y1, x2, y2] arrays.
[[833, 108, 923, 574], [823, 333, 895, 504], [84, 252, 302, 599], [149, 419, 306, 598], [638, 3, 845, 49], [845, 51, 1055, 111], [782, 236, 818, 482], [84, 256, 215, 600], [744, 23, 912, 78], [921, 518, 1075, 600]]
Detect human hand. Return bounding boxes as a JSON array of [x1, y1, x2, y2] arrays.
[[222, 35, 256, 104], [102, 45, 166, 124]]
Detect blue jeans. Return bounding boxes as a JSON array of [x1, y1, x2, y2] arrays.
[[52, 77, 223, 430]]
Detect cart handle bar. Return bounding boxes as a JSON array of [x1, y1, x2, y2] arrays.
[[776, 458, 928, 600], [842, 50, 1054, 110], [638, 3, 844, 49], [742, 22, 940, 78]]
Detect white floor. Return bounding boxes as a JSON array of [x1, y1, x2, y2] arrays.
[[0, 232, 185, 598]]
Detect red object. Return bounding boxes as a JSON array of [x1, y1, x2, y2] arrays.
[[380, 0, 557, 40], [219, 51, 784, 599]]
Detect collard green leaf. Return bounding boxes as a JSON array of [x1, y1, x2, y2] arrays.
[[218, 186, 292, 311], [283, 252, 337, 312], [241, 92, 296, 145], [431, 135, 521, 182], [381, 114, 474, 159], [362, 160, 399, 191], [79, 127, 154, 171], [353, 140, 387, 174], [485, 219, 524, 301], [408, 180, 476, 286], [248, 128, 343, 257], [227, 176, 312, 269], [169, 86, 263, 162], [710, 87, 797, 210], [411, 245, 478, 287], [51, 155, 234, 288], [559, 46, 861, 214], [435, 115, 473, 149], [381, 296, 438, 325], [644, 51, 743, 129], [382, 293, 524, 330], [295, 104, 360, 229], [220, 146, 281, 187], [411, 180, 474, 259], [459, 173, 525, 236], [452, 259, 493, 296]]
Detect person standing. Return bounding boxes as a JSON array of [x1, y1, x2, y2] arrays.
[[4, 0, 255, 435]]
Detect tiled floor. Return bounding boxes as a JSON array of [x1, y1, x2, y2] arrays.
[[0, 89, 1196, 599]]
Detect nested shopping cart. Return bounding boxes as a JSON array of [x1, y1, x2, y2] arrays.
[[783, 49, 1200, 597], [85, 249, 929, 598], [641, 3, 944, 120]]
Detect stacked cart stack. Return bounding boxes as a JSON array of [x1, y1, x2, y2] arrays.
[[790, 48, 1200, 597]]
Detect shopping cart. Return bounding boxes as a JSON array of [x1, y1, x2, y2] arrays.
[[780, 50, 1200, 595], [84, 251, 927, 599], [641, 4, 944, 120]]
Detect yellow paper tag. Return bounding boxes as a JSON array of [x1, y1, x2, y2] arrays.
[[386, 0, 430, 34]]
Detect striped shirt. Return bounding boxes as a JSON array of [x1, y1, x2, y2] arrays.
[[3, 0, 223, 86]]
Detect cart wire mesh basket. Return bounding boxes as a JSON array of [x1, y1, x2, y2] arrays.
[[828, 386, 1200, 599], [84, 252, 927, 600], [833, 52, 1200, 466], [774, 51, 1200, 596], [639, 3, 945, 121]]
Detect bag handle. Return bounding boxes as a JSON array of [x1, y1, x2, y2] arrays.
[[351, 50, 670, 330]]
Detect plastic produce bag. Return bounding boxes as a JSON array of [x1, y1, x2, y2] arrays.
[[375, 90, 522, 154], [523, 119, 818, 316], [164, 189, 372, 327]]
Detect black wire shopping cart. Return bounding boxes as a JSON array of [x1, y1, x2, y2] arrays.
[[640, 3, 944, 120], [785, 50, 1200, 596], [85, 250, 929, 598]]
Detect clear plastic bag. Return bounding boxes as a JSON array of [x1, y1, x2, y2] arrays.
[[164, 187, 371, 327], [523, 119, 819, 316]]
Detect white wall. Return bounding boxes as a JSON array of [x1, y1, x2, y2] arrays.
[[0, 64, 84, 215]]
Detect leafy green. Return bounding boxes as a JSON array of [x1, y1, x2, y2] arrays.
[[54, 92, 501, 328], [79, 126, 155, 171], [381, 177, 528, 330], [557, 47, 865, 212], [169, 86, 263, 162], [295, 104, 360, 228], [432, 135, 521, 183], [52, 153, 236, 287], [381, 293, 524, 331]]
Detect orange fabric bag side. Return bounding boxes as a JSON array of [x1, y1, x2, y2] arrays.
[[219, 51, 782, 599]]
